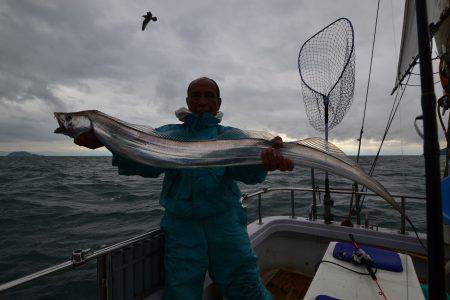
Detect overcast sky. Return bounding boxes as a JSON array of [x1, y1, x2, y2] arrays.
[[0, 0, 445, 156]]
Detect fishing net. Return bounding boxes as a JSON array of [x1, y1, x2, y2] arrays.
[[298, 18, 355, 132]]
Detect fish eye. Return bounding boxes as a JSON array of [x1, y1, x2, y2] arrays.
[[65, 115, 72, 122]]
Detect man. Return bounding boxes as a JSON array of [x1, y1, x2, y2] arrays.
[[75, 77, 294, 299]]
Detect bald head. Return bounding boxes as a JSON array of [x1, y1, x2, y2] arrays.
[[186, 77, 222, 117], [187, 77, 220, 97]]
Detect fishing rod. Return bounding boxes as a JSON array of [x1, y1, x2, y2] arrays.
[[349, 234, 387, 300]]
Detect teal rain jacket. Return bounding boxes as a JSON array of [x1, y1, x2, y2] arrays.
[[112, 110, 273, 300]]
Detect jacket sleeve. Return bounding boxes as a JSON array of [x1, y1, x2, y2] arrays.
[[225, 165, 267, 184], [112, 154, 165, 178]]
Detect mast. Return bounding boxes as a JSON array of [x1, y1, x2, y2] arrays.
[[435, 16, 450, 176], [415, 0, 445, 298]]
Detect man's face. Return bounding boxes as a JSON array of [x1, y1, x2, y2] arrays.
[[186, 79, 221, 117]]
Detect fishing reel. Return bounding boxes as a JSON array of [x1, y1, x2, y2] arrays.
[[349, 234, 377, 281], [351, 247, 373, 267]]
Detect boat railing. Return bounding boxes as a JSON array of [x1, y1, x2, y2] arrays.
[[240, 186, 425, 235], [0, 228, 165, 299], [0, 187, 425, 297]]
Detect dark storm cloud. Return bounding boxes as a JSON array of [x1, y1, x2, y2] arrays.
[[0, 0, 440, 154]]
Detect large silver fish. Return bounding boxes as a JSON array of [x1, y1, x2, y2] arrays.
[[54, 110, 401, 214]]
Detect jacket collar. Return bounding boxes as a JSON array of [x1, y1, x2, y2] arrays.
[[175, 107, 223, 129]]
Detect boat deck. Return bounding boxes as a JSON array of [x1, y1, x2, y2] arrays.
[[263, 269, 312, 300]]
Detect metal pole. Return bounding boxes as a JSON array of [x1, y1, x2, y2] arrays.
[[0, 229, 162, 293], [323, 96, 333, 223], [355, 194, 361, 225], [290, 189, 295, 218], [97, 254, 109, 300], [354, 183, 361, 225], [400, 196, 406, 235], [242, 186, 425, 201], [258, 194, 262, 225], [348, 189, 354, 219], [311, 168, 317, 220], [415, 0, 445, 298]]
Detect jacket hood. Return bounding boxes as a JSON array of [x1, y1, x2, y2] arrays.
[[175, 107, 223, 129], [175, 107, 223, 122]]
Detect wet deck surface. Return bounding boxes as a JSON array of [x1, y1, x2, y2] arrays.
[[263, 269, 312, 300]]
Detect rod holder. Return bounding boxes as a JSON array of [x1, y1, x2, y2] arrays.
[[72, 248, 92, 266], [364, 211, 369, 228]]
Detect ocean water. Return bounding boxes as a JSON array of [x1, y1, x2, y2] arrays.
[[0, 156, 430, 299]]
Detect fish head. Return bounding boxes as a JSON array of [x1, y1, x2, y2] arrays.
[[54, 111, 92, 138]]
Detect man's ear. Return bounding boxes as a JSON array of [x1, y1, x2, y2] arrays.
[[186, 97, 192, 110], [217, 97, 222, 109]]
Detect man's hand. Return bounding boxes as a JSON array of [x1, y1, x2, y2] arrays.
[[74, 130, 104, 149], [260, 136, 294, 171]]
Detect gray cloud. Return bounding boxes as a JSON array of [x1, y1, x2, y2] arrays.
[[0, 0, 443, 155]]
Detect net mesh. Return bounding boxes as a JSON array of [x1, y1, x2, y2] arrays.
[[298, 18, 355, 132]]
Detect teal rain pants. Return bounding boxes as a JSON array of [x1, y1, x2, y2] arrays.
[[161, 207, 273, 300]]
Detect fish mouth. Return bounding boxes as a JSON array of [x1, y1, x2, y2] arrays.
[[53, 112, 67, 134], [54, 127, 67, 134]]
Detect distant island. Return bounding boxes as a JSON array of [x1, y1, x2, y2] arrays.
[[6, 151, 42, 157]]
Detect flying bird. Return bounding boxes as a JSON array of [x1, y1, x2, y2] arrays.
[[142, 11, 157, 31]]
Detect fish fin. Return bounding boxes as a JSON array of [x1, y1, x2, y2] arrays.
[[297, 137, 356, 167], [105, 116, 156, 134], [215, 129, 275, 140]]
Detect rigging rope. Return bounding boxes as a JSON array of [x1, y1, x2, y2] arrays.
[[350, 72, 411, 215], [353, 73, 412, 221], [356, 0, 381, 162], [368, 74, 411, 177], [389, 0, 398, 59], [348, 0, 427, 253], [401, 80, 441, 86], [363, 73, 411, 193], [400, 94, 406, 183], [409, 71, 440, 75]]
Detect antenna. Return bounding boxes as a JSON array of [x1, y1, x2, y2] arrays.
[[298, 18, 356, 223]]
